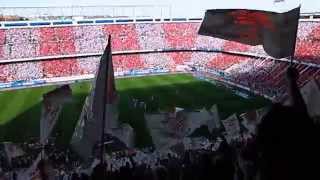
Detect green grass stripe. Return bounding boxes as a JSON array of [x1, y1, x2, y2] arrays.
[[0, 87, 53, 124]]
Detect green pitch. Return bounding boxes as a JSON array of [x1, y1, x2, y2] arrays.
[[0, 74, 269, 147]]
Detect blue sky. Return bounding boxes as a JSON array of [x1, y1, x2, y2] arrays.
[[0, 0, 318, 17]]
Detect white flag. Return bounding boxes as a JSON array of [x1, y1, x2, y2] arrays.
[[208, 105, 221, 131], [3, 142, 25, 165], [221, 114, 241, 143], [70, 96, 96, 160], [300, 79, 320, 119], [40, 85, 72, 144], [240, 110, 258, 134], [145, 113, 181, 150]]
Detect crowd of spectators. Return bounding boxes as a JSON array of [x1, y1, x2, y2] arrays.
[[0, 59, 319, 180], [0, 20, 319, 99], [207, 54, 245, 70], [0, 125, 255, 180], [0, 132, 226, 178], [136, 24, 166, 50], [0, 136, 84, 179], [74, 26, 106, 54], [1, 51, 320, 100], [0, 21, 319, 61], [103, 24, 141, 51], [295, 22, 320, 62]]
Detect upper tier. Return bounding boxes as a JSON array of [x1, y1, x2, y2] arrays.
[[0, 20, 319, 63]]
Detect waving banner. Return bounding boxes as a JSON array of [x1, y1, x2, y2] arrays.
[[221, 114, 241, 143], [40, 85, 72, 144], [199, 7, 300, 58]]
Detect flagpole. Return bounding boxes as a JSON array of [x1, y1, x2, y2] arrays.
[[100, 60, 108, 165], [100, 35, 111, 164], [40, 97, 46, 161], [100, 99, 107, 164]]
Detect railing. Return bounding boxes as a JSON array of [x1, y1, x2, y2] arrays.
[[0, 17, 200, 29], [0, 68, 173, 91], [0, 5, 172, 20], [0, 16, 319, 29], [1, 48, 320, 69]]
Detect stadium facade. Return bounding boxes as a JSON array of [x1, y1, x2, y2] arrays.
[[0, 5, 173, 20]]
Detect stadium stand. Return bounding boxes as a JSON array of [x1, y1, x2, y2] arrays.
[[0, 19, 320, 100], [103, 24, 141, 51], [0, 21, 319, 60], [162, 23, 199, 49], [1, 14, 320, 180], [74, 25, 106, 54], [295, 22, 320, 62]]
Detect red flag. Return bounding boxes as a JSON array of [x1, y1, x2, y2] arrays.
[[199, 7, 300, 58]]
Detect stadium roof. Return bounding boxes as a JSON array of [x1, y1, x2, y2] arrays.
[[0, 0, 319, 18]]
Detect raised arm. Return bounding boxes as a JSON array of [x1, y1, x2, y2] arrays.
[[286, 66, 308, 114]]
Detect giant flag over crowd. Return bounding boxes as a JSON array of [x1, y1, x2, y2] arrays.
[[198, 7, 300, 58]]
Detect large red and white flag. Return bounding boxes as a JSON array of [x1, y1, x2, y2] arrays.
[[40, 85, 72, 144], [199, 7, 300, 58]]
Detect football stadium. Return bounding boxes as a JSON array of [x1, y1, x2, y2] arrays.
[[0, 1, 320, 180]]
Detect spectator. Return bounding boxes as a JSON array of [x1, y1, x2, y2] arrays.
[[256, 67, 319, 180]]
